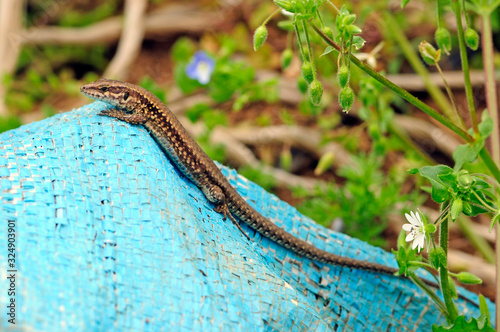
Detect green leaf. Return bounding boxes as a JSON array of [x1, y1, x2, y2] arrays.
[[351, 36, 366, 50], [478, 112, 493, 138], [432, 315, 495, 331], [171, 37, 196, 63], [479, 294, 490, 323], [320, 46, 335, 57], [453, 140, 485, 171], [401, 0, 411, 8], [173, 63, 201, 94], [418, 165, 453, 203]]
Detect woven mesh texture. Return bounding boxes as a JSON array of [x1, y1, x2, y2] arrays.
[[0, 102, 491, 331]]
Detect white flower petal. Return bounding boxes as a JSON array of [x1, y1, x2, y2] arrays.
[[414, 233, 426, 252], [402, 224, 413, 232], [405, 233, 415, 242]]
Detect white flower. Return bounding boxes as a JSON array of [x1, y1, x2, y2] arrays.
[[402, 211, 426, 252], [354, 41, 384, 68]]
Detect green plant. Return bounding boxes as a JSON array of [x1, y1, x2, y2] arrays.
[[254, 0, 500, 329]]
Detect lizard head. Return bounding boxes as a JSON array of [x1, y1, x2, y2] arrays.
[[81, 79, 142, 111]]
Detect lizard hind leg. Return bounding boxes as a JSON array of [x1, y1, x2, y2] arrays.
[[201, 183, 251, 240], [215, 203, 251, 241]]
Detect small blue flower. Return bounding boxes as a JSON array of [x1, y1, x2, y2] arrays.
[[185, 51, 215, 85]]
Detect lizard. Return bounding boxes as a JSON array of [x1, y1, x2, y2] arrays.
[[79, 78, 415, 277]]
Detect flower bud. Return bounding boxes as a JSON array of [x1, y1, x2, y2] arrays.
[[451, 198, 463, 221], [301, 61, 314, 84], [457, 170, 474, 189], [424, 224, 436, 234], [346, 24, 362, 35], [322, 26, 334, 40], [457, 272, 482, 285], [274, 0, 294, 12], [253, 26, 268, 51], [297, 76, 308, 94], [429, 247, 446, 269], [314, 152, 335, 176], [281, 49, 293, 69], [308, 80, 323, 106], [435, 27, 452, 54], [465, 28, 479, 51], [342, 14, 357, 26], [339, 86, 354, 113], [337, 65, 350, 88], [419, 41, 441, 65]]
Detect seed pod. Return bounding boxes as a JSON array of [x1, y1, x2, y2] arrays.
[[339, 86, 354, 113], [281, 49, 293, 69], [297, 76, 308, 94], [308, 80, 323, 106], [435, 27, 452, 54], [337, 65, 350, 88], [346, 24, 362, 35], [419, 41, 441, 65], [457, 170, 474, 189], [301, 61, 314, 84], [457, 272, 482, 285], [273, 0, 294, 12], [253, 26, 268, 51], [322, 26, 334, 40], [465, 28, 479, 51], [342, 14, 357, 26], [450, 198, 463, 221]]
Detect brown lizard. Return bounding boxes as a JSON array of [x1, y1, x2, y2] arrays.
[[80, 78, 408, 276]]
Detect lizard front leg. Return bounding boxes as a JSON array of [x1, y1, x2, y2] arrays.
[[201, 184, 251, 240], [99, 109, 148, 125]]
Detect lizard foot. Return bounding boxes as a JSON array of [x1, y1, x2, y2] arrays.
[[215, 204, 251, 241]]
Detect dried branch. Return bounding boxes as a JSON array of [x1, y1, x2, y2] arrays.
[[21, 4, 220, 46], [0, 0, 24, 116], [104, 0, 148, 79]]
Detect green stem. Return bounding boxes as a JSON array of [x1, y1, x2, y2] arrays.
[[311, 23, 473, 142], [410, 275, 449, 315], [480, 11, 500, 327], [435, 62, 466, 129], [381, 12, 456, 121], [481, 16, 499, 165], [452, 0, 479, 133], [262, 8, 282, 26], [311, 23, 500, 183], [439, 214, 458, 323]]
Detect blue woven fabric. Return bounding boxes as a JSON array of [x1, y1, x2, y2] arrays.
[[0, 102, 492, 331]]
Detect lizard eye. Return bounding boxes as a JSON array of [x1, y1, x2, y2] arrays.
[[123, 91, 129, 101], [99, 87, 109, 92]]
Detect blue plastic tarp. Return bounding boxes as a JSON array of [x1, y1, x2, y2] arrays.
[[0, 102, 491, 331]]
